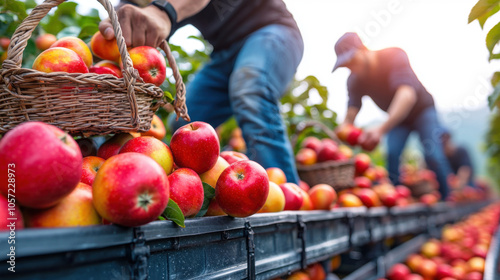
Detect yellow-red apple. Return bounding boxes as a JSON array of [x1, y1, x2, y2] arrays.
[[354, 188, 381, 208], [296, 148, 317, 165], [338, 193, 363, 208], [308, 184, 337, 210], [299, 180, 310, 192], [93, 153, 169, 227], [119, 136, 174, 175], [266, 167, 287, 185], [32, 47, 88, 73], [127, 46, 166, 86], [305, 263, 326, 280], [141, 114, 166, 140], [299, 188, 314, 211], [50, 37, 92, 68], [199, 156, 230, 188], [0, 122, 82, 209], [301, 136, 322, 152], [24, 183, 101, 228], [35, 33, 57, 51], [258, 182, 286, 213], [90, 31, 120, 62]]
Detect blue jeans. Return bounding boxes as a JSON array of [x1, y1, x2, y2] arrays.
[[386, 107, 452, 199], [169, 24, 304, 184]]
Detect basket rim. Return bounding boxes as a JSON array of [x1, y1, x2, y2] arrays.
[[296, 158, 355, 171]]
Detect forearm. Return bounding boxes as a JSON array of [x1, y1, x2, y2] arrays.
[[344, 106, 360, 125], [120, 0, 210, 21], [380, 85, 417, 133]]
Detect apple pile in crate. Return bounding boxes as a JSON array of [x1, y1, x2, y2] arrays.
[[31, 31, 166, 86]]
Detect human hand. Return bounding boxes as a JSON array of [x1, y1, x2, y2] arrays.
[[359, 127, 382, 151], [99, 4, 172, 48]]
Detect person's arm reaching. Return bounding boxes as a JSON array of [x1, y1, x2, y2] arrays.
[[343, 106, 360, 125], [360, 85, 417, 148], [99, 0, 211, 48]]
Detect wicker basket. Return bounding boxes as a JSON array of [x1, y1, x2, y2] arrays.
[[0, 0, 190, 136], [293, 120, 355, 190]]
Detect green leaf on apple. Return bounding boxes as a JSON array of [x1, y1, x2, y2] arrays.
[[195, 182, 216, 217], [162, 199, 185, 228]]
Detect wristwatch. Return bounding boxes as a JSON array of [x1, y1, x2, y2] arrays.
[[150, 0, 178, 25]]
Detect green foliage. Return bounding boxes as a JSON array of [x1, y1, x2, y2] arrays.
[[162, 199, 185, 228], [470, 0, 500, 188], [195, 182, 216, 217], [281, 75, 338, 141]]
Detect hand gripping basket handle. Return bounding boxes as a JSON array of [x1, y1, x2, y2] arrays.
[[3, 0, 190, 123]]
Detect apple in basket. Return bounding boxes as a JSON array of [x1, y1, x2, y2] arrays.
[[50, 37, 93, 68], [0, 122, 83, 209], [93, 60, 123, 78], [93, 153, 169, 227], [127, 46, 167, 87], [90, 31, 121, 62], [32, 47, 88, 73]]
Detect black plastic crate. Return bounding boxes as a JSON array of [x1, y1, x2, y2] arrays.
[[484, 226, 500, 280], [389, 204, 428, 237]]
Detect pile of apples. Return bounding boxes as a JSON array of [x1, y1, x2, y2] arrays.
[[31, 31, 166, 86], [295, 136, 354, 166], [383, 203, 500, 280], [275, 255, 341, 280], [0, 119, 277, 229]]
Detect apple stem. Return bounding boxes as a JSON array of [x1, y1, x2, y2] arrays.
[[237, 172, 245, 180], [59, 134, 69, 144]]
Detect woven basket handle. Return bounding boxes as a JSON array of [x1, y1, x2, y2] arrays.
[[291, 120, 341, 149], [3, 0, 190, 123]]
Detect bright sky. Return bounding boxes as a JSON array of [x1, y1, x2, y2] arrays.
[[73, 0, 497, 127]]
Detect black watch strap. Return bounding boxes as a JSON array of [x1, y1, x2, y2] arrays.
[[150, 0, 178, 25]]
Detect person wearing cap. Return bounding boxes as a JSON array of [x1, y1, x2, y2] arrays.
[[441, 129, 475, 189], [99, 0, 304, 184], [332, 32, 453, 199]]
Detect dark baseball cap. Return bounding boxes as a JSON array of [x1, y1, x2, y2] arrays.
[[332, 32, 366, 72]]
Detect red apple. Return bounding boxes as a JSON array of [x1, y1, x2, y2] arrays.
[[436, 264, 454, 279], [346, 126, 363, 146], [301, 136, 322, 152], [279, 183, 304, 211], [0, 194, 24, 231], [93, 153, 169, 227], [296, 148, 317, 165], [354, 188, 381, 208], [299, 180, 311, 192], [354, 176, 372, 188], [0, 122, 82, 209], [305, 263, 326, 280], [89, 65, 120, 77], [170, 121, 220, 174], [316, 140, 340, 162], [420, 193, 439, 206], [354, 153, 371, 174], [395, 185, 412, 199], [220, 150, 249, 164], [379, 190, 398, 207], [168, 168, 204, 218], [97, 133, 134, 160], [387, 263, 411, 280], [464, 272, 482, 280], [127, 46, 167, 86], [308, 184, 337, 210], [215, 160, 269, 217], [404, 275, 424, 280], [81, 156, 105, 186], [119, 136, 174, 175], [24, 183, 101, 228], [94, 60, 122, 77]]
